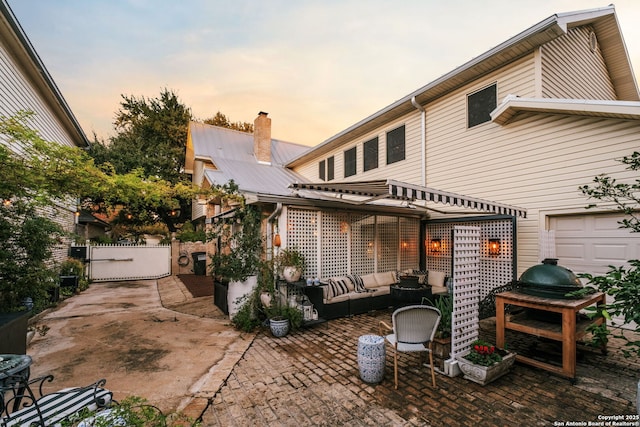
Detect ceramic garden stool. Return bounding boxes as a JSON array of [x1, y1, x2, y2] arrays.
[[357, 334, 385, 384]]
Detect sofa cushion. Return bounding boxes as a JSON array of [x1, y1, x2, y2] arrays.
[[348, 290, 371, 300], [361, 273, 379, 289], [428, 270, 446, 287], [373, 271, 398, 287], [324, 293, 350, 304], [368, 286, 390, 297]]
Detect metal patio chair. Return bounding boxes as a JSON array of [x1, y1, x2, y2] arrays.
[[379, 305, 441, 389]]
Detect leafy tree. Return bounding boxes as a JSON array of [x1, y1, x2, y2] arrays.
[[579, 151, 640, 356], [0, 112, 221, 312], [203, 111, 253, 133]]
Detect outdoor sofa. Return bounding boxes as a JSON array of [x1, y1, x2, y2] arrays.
[[308, 270, 449, 320]]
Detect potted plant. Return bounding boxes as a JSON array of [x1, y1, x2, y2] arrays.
[[266, 303, 303, 337], [455, 339, 516, 385], [275, 248, 306, 283], [424, 294, 453, 360], [209, 204, 263, 319]]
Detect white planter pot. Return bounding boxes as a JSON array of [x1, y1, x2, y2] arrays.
[[282, 266, 302, 283], [456, 350, 516, 386], [227, 275, 258, 320]]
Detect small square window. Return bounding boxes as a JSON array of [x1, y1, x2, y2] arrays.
[[319, 160, 325, 181], [363, 137, 378, 172], [344, 147, 357, 177], [386, 125, 405, 165], [467, 84, 497, 128]]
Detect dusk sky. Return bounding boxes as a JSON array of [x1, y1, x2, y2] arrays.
[[8, 0, 640, 146]]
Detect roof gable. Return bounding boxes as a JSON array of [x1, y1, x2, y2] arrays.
[[287, 5, 638, 167]]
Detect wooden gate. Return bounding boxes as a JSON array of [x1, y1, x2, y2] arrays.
[[87, 244, 171, 282]]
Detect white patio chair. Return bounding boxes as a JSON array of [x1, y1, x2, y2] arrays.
[[379, 304, 441, 389]]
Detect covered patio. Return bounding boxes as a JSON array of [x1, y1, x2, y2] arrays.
[[201, 310, 639, 426]]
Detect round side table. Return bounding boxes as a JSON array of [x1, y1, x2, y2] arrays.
[[357, 335, 385, 384]]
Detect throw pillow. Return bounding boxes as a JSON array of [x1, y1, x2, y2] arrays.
[[347, 274, 366, 292], [428, 270, 446, 287], [327, 278, 350, 299]]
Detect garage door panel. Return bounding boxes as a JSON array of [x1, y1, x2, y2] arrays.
[[555, 243, 586, 260], [593, 244, 628, 263], [554, 217, 586, 232]]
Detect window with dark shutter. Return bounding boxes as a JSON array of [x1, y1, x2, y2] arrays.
[[344, 147, 356, 177], [363, 137, 378, 172], [386, 125, 405, 165], [319, 160, 326, 181], [467, 83, 497, 128], [327, 156, 334, 181]]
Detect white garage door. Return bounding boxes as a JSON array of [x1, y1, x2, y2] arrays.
[[550, 213, 639, 329], [550, 213, 639, 276]]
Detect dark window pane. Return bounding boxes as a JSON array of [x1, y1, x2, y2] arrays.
[[363, 137, 378, 172], [344, 147, 357, 177], [386, 125, 405, 165], [468, 84, 497, 128], [319, 160, 325, 181], [327, 156, 334, 181]]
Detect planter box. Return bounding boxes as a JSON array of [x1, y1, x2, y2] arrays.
[[456, 350, 516, 385], [0, 311, 30, 354]]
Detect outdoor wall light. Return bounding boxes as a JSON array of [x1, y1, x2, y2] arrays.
[[488, 238, 501, 256], [430, 238, 442, 253], [273, 233, 282, 247]]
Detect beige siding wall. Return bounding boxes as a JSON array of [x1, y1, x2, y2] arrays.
[[0, 44, 77, 147], [293, 112, 424, 184], [427, 113, 639, 273], [192, 160, 207, 220], [541, 25, 616, 100]]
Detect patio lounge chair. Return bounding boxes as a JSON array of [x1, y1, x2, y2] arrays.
[[379, 305, 441, 389]]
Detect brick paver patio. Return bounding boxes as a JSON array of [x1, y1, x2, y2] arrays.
[[200, 310, 639, 427]]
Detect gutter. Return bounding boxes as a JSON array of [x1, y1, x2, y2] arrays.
[[266, 202, 283, 259], [411, 96, 426, 187]]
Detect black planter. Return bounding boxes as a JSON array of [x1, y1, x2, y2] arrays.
[[0, 310, 30, 354]]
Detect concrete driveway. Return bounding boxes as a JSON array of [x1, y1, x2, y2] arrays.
[[26, 276, 253, 420]]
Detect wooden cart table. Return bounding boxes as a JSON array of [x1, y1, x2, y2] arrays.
[[495, 291, 605, 381]]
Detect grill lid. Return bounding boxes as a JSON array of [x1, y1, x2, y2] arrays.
[[518, 258, 582, 299]]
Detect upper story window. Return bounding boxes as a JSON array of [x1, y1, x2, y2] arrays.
[[363, 137, 378, 172], [467, 83, 497, 128], [344, 147, 357, 177], [386, 125, 405, 165], [319, 160, 326, 181], [327, 156, 334, 181]]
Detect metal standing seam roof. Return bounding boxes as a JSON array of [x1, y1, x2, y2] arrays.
[[189, 121, 310, 197]]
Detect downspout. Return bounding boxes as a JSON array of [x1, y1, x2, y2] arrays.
[[267, 202, 283, 260], [411, 96, 426, 187]]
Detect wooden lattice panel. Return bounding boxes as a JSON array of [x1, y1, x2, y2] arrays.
[[321, 212, 349, 278], [286, 208, 319, 279], [399, 217, 419, 271], [377, 216, 398, 273], [451, 226, 481, 359], [426, 218, 514, 299], [350, 214, 375, 275]]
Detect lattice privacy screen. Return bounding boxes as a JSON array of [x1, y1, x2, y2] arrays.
[[286, 208, 419, 278], [451, 226, 481, 359], [426, 218, 514, 299]]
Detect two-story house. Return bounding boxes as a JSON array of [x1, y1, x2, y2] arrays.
[[188, 6, 640, 296], [0, 0, 90, 262]]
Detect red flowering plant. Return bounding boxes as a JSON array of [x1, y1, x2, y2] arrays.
[[464, 339, 504, 366]]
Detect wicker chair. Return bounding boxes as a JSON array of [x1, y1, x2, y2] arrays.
[[379, 305, 441, 389]]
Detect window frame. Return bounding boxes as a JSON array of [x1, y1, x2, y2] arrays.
[[467, 83, 497, 128], [363, 137, 379, 172], [386, 125, 406, 165], [344, 147, 357, 178]]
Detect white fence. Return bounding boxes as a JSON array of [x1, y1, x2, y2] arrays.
[[88, 244, 171, 282]]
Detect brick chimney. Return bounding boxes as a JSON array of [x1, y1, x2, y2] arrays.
[[254, 111, 271, 164]]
